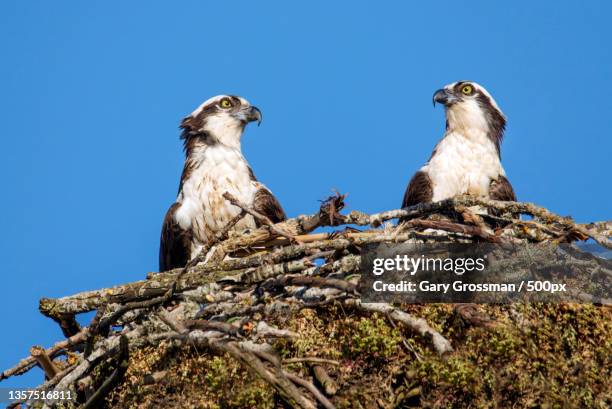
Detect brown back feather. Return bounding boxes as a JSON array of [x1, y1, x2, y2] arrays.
[[159, 203, 192, 271], [253, 188, 286, 224], [489, 175, 516, 201], [402, 170, 433, 208]]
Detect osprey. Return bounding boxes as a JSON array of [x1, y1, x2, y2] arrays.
[[402, 81, 516, 209], [159, 95, 286, 271]]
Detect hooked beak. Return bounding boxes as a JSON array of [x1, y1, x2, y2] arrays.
[[245, 106, 262, 126], [432, 89, 454, 107]]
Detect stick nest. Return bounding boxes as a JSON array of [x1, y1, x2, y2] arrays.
[[3, 195, 611, 409]]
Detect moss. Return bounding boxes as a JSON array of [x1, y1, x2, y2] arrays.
[[101, 303, 610, 408], [406, 304, 611, 408], [341, 314, 401, 360], [105, 344, 275, 408], [288, 308, 342, 359]]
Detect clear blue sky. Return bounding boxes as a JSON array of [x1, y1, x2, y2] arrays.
[[1, 1, 610, 389]]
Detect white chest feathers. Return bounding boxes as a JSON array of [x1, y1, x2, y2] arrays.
[[422, 130, 505, 202], [174, 145, 259, 244]]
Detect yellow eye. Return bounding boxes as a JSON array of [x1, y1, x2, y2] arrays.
[[220, 98, 233, 109], [461, 85, 473, 95]]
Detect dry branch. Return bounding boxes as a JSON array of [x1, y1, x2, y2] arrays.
[[29, 346, 60, 379], [82, 335, 129, 409], [223, 191, 297, 242], [0, 328, 89, 382], [215, 340, 317, 409], [285, 371, 336, 409], [256, 321, 299, 339], [284, 357, 340, 366], [312, 365, 339, 396], [405, 219, 500, 242], [346, 300, 454, 355]]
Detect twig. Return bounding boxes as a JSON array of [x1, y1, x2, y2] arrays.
[[267, 275, 357, 293], [405, 219, 501, 242], [239, 340, 282, 367], [455, 197, 610, 248], [386, 313, 423, 362], [151, 321, 317, 409], [255, 321, 299, 339], [183, 319, 242, 336], [508, 219, 567, 239], [37, 206, 605, 323], [40, 249, 355, 317], [283, 357, 340, 366], [157, 308, 188, 333], [82, 335, 129, 409], [345, 300, 453, 355], [48, 327, 144, 402], [92, 293, 169, 338], [579, 220, 612, 237], [285, 371, 336, 409], [212, 339, 317, 409], [579, 220, 612, 249], [29, 346, 59, 379], [210, 197, 607, 253], [158, 209, 249, 311], [223, 191, 298, 242], [191, 210, 247, 265], [1, 329, 88, 383], [312, 365, 338, 396]]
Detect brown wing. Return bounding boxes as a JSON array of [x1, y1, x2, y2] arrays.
[[159, 203, 192, 271], [402, 171, 433, 208], [253, 187, 286, 224], [489, 175, 516, 201]]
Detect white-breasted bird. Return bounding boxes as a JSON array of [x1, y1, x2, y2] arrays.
[[159, 95, 285, 271], [402, 81, 516, 209]]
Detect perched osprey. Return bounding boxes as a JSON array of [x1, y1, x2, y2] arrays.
[[402, 81, 516, 208], [159, 95, 286, 271]]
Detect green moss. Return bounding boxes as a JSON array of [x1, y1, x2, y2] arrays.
[[203, 356, 228, 390], [406, 304, 611, 408], [101, 303, 610, 408], [342, 314, 401, 359]]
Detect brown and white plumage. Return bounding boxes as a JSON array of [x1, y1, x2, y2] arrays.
[[402, 81, 515, 210], [159, 95, 286, 271]]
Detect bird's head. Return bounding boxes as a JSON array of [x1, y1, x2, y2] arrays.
[[432, 81, 506, 147], [179, 95, 262, 150]]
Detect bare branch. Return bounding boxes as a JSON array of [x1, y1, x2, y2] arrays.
[[283, 357, 340, 366], [82, 335, 129, 409], [223, 191, 298, 242], [255, 321, 299, 339], [345, 300, 453, 355], [285, 370, 336, 409], [29, 346, 60, 379], [212, 339, 317, 409], [1, 328, 89, 383], [312, 365, 339, 396]]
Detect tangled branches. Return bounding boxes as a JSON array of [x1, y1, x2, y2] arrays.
[[2, 194, 610, 408]]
